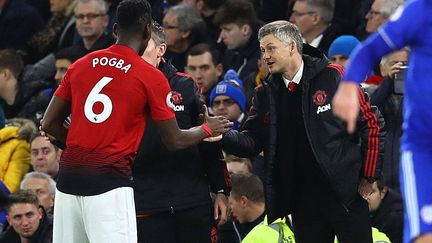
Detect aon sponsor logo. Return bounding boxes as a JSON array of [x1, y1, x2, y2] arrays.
[[172, 105, 185, 111], [317, 104, 331, 114]]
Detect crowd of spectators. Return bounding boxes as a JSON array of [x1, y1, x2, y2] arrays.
[[0, 0, 411, 242]]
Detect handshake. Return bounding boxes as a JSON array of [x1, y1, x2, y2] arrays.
[[201, 105, 232, 142]]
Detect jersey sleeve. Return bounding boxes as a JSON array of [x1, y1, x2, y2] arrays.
[[343, 1, 424, 84], [146, 71, 175, 121], [54, 69, 72, 101], [379, 1, 423, 50]]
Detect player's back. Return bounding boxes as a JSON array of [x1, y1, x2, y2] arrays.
[[63, 44, 153, 156], [54, 44, 174, 195]]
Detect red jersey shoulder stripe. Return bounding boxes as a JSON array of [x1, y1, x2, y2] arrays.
[[327, 63, 345, 76]]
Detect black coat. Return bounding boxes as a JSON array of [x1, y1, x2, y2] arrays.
[[221, 45, 386, 222], [3, 76, 54, 125], [370, 77, 403, 192], [133, 61, 230, 214]]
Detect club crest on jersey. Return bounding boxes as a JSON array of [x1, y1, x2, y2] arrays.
[[166, 91, 185, 112], [313, 90, 331, 114], [313, 90, 327, 105]]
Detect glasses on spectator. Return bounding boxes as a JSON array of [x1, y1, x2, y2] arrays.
[[291, 11, 316, 18], [212, 98, 236, 108], [75, 13, 105, 20], [163, 25, 179, 30], [367, 10, 382, 16]]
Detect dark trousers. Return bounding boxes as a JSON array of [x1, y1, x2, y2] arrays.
[[137, 204, 214, 243], [292, 183, 373, 243]]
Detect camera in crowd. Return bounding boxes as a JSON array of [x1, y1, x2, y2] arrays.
[[393, 66, 407, 95]]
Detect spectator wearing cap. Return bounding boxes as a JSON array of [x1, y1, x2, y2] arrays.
[[210, 70, 247, 131], [328, 35, 360, 68], [328, 35, 380, 93]]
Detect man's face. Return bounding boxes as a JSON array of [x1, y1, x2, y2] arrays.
[[74, 1, 108, 40], [228, 195, 246, 223], [260, 34, 292, 75], [186, 52, 222, 93], [219, 23, 248, 50], [7, 203, 42, 239], [163, 12, 184, 48], [54, 59, 72, 84], [329, 54, 349, 67], [22, 178, 54, 214], [212, 95, 242, 122], [367, 182, 386, 212], [380, 49, 408, 77], [366, 0, 387, 33], [289, 1, 316, 38], [142, 38, 159, 67], [31, 136, 61, 177]]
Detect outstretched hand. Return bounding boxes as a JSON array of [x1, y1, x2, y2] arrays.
[[358, 178, 374, 200], [332, 82, 359, 134], [203, 105, 233, 136]]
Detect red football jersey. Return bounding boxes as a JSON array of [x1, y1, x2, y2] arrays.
[[54, 44, 175, 194]]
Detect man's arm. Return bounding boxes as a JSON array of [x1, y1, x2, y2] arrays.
[[155, 111, 231, 151], [333, 33, 392, 133], [356, 87, 386, 198], [332, 1, 419, 133], [220, 86, 266, 157], [41, 96, 71, 144]]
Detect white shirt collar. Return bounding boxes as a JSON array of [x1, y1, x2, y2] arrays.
[[283, 61, 304, 88], [303, 34, 323, 48]]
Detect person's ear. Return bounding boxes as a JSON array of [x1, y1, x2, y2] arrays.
[[240, 195, 249, 207], [290, 41, 297, 56], [241, 24, 251, 36], [112, 23, 118, 39], [38, 207, 43, 219], [380, 186, 388, 199], [181, 30, 191, 39], [157, 43, 167, 57], [215, 63, 223, 77], [312, 13, 320, 25]]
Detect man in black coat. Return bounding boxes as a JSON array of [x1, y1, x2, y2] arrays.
[[218, 20, 386, 243], [134, 21, 231, 243]]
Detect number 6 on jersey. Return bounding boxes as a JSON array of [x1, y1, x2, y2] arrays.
[[84, 76, 113, 123]]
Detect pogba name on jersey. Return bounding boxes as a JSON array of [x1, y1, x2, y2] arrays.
[[92, 57, 132, 73]]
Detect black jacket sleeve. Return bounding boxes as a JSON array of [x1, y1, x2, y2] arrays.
[[357, 87, 386, 179], [220, 85, 266, 157]]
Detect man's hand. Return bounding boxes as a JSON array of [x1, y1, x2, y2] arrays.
[[203, 105, 233, 136], [203, 134, 223, 142], [332, 82, 359, 134], [214, 193, 230, 226], [388, 61, 405, 80], [358, 178, 374, 200]]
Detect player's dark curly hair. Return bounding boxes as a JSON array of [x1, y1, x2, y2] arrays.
[[116, 0, 152, 33]]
